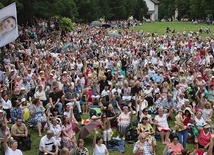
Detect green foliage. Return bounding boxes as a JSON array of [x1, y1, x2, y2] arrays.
[[133, 0, 148, 21], [0, 2, 4, 9], [1, 0, 148, 24], [158, 0, 176, 20], [1, 0, 213, 24], [60, 17, 73, 31], [160, 0, 214, 20]]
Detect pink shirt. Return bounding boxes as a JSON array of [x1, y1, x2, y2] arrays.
[[168, 143, 183, 155], [119, 112, 131, 125]]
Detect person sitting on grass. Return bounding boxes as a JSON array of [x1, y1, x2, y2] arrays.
[[133, 133, 154, 155], [154, 107, 173, 144], [11, 117, 30, 150], [117, 102, 133, 140], [137, 117, 156, 153], [166, 136, 184, 155], [195, 123, 212, 150], [92, 129, 109, 155], [10, 98, 23, 124], [100, 112, 114, 145], [3, 133, 23, 155], [61, 106, 76, 151], [39, 130, 59, 155], [0, 122, 11, 144], [46, 109, 62, 147], [163, 136, 209, 155], [75, 139, 89, 155], [29, 98, 46, 137]]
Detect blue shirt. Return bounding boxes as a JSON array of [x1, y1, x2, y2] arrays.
[[153, 73, 163, 83], [10, 107, 23, 124]]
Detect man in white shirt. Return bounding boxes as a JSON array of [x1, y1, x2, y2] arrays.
[[39, 130, 58, 155]]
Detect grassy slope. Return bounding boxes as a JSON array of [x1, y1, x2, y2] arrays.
[[134, 22, 213, 39], [23, 21, 214, 155]]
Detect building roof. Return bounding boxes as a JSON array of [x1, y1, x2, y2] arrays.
[[151, 0, 160, 4]]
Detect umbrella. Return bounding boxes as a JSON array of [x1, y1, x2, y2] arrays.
[[79, 120, 100, 139], [91, 21, 101, 26], [102, 23, 111, 28], [108, 33, 121, 37], [62, 42, 72, 51]]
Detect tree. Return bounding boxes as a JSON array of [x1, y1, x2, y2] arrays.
[[98, 0, 112, 20], [60, 17, 73, 31], [158, 0, 175, 20], [175, 0, 190, 19], [133, 0, 148, 21], [109, 0, 127, 20]]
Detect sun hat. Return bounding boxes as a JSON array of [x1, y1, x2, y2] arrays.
[[197, 74, 202, 78], [203, 123, 211, 129], [20, 87, 25, 91], [184, 107, 193, 115], [21, 98, 26, 102]]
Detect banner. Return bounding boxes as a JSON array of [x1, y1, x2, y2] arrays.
[[0, 3, 18, 47]]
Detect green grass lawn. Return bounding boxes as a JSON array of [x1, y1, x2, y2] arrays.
[[134, 22, 214, 39], [23, 113, 196, 155]]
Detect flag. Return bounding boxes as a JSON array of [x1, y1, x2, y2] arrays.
[[0, 3, 18, 47]]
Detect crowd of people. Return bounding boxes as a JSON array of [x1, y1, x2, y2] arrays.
[[0, 17, 214, 155]]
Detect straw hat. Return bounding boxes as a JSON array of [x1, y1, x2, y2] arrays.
[[203, 123, 211, 129], [184, 107, 193, 115]]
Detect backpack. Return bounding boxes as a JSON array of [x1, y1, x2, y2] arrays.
[[89, 109, 97, 118], [22, 135, 31, 151], [126, 128, 138, 142], [73, 106, 81, 122]]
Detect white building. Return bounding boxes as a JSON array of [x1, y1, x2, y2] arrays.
[[144, 0, 159, 21]]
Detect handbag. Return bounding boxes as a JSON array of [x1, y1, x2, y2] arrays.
[[72, 122, 80, 133]]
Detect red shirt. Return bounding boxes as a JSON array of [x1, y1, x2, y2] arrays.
[[183, 116, 191, 126], [198, 129, 211, 147]]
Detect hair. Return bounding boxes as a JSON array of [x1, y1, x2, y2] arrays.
[[16, 117, 22, 121], [172, 135, 179, 141], [142, 108, 148, 113], [101, 112, 107, 121], [32, 98, 40, 105], [96, 136, 103, 143], [181, 149, 190, 155], [142, 117, 148, 121], [60, 147, 69, 155], [78, 139, 85, 147], [61, 115, 69, 126], [9, 139, 17, 147], [138, 133, 146, 140]]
